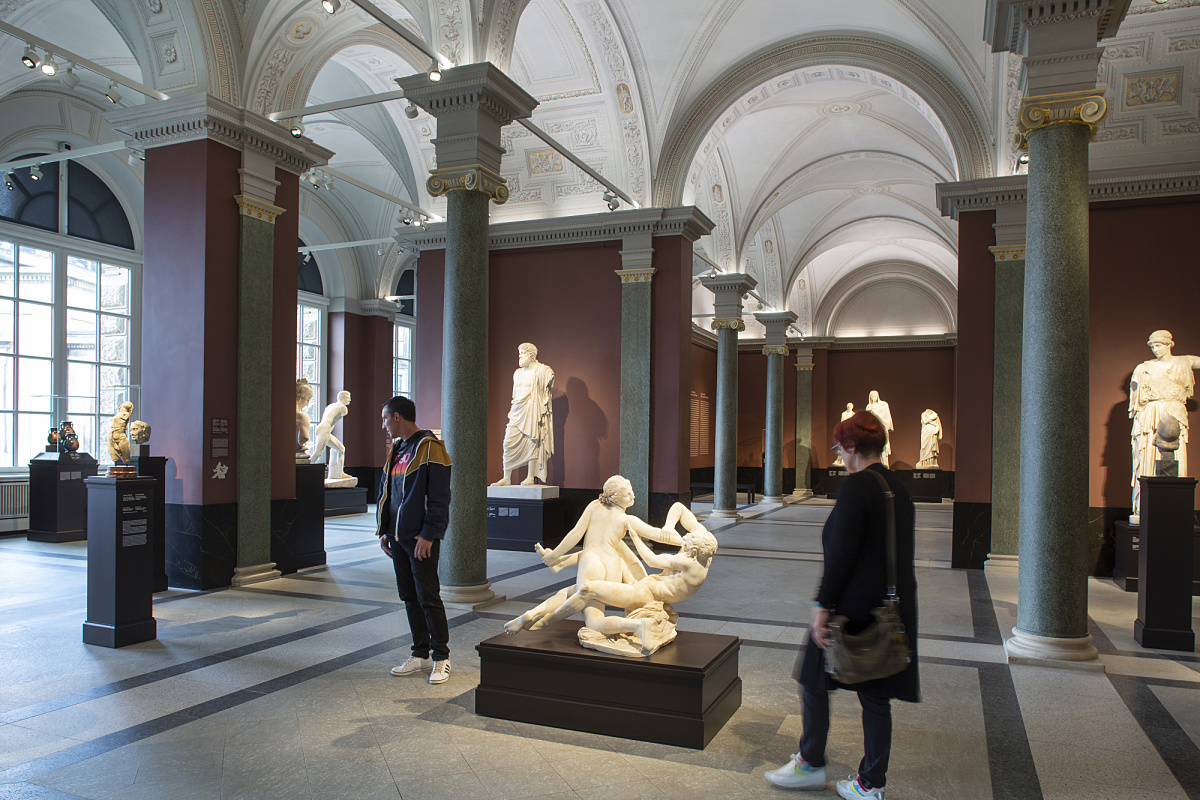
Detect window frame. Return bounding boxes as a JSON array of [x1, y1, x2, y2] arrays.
[[393, 315, 415, 399], [297, 290, 329, 432]]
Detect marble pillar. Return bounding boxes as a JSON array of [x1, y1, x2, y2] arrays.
[[988, 245, 1024, 571], [700, 274, 756, 520], [398, 64, 538, 606], [755, 311, 798, 504], [617, 254, 655, 521], [793, 349, 814, 498], [1007, 96, 1106, 668]]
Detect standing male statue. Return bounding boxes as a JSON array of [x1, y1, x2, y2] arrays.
[[492, 342, 555, 486], [1129, 330, 1199, 519], [311, 390, 355, 485], [865, 390, 894, 467]]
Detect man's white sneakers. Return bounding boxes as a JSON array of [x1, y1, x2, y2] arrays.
[[429, 659, 451, 684], [390, 656, 432, 676]]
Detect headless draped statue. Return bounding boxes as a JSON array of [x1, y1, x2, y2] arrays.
[[917, 409, 942, 469], [865, 391, 894, 467], [492, 343, 555, 486], [832, 403, 855, 467], [1129, 330, 1199, 520]]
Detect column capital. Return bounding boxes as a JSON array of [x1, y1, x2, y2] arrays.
[[754, 310, 798, 348], [616, 268, 656, 284], [234, 195, 285, 224], [1016, 89, 1108, 148], [762, 344, 789, 357], [427, 164, 509, 203], [711, 317, 746, 332], [106, 93, 334, 176], [795, 363, 814, 371], [990, 245, 1026, 263], [699, 273, 757, 320]]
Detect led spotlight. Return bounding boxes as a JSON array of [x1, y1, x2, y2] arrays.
[[29, 164, 42, 181], [105, 82, 121, 104], [61, 64, 80, 89], [404, 102, 419, 119], [1018, 153, 1030, 165], [603, 191, 619, 211], [428, 61, 441, 82], [21, 45, 40, 70], [3, 173, 13, 191], [289, 119, 305, 138], [321, 0, 341, 12], [401, 213, 413, 226], [40, 55, 58, 76]]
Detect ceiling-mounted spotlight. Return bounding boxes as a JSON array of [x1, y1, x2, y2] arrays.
[[1018, 153, 1030, 165], [21, 45, 39, 70], [289, 119, 305, 138], [428, 60, 442, 82], [40, 54, 58, 76], [303, 252, 312, 264], [376, 246, 385, 257], [401, 213, 413, 226], [3, 173, 13, 191], [404, 102, 419, 119], [321, 0, 341, 12], [105, 82, 121, 104], [603, 191, 620, 212], [127, 151, 145, 166], [29, 164, 42, 181], [61, 64, 80, 90]]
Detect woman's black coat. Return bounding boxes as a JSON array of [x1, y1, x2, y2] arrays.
[[795, 463, 920, 702]]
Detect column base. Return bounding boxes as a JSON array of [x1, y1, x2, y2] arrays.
[[790, 489, 814, 500], [705, 509, 743, 523], [443, 582, 505, 610], [1004, 627, 1103, 671], [984, 554, 1019, 572], [760, 495, 787, 506], [231, 563, 282, 586]]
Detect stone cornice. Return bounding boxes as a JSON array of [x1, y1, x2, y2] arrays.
[[106, 93, 334, 176], [736, 334, 957, 352], [936, 162, 1200, 218], [405, 206, 714, 251], [329, 298, 398, 320], [395, 62, 539, 128], [986, 0, 1132, 52]]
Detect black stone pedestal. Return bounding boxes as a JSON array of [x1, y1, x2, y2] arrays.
[[825, 467, 848, 499], [905, 469, 950, 503], [325, 486, 367, 517], [486, 497, 565, 551], [1134, 476, 1197, 652], [275, 464, 327, 574], [82, 475, 156, 648], [133, 455, 168, 592], [476, 621, 742, 749], [1113, 520, 1199, 595], [28, 452, 99, 542]]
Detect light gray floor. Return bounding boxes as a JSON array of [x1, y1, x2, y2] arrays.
[[0, 499, 1197, 800]]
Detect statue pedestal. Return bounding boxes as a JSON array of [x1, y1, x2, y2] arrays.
[[82, 475, 157, 648], [28, 452, 99, 542], [132, 455, 168, 592], [274, 464, 327, 573], [324, 486, 367, 517], [1112, 520, 1200, 595], [1134, 477, 1198, 652], [486, 485, 564, 551], [824, 467, 848, 499], [476, 621, 742, 749], [903, 469, 952, 503]]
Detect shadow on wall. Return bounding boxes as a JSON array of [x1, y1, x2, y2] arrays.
[[1101, 373, 1132, 510], [164, 457, 183, 505], [550, 391, 567, 485], [561, 377, 607, 488]]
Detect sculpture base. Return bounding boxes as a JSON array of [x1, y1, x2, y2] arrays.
[[487, 484, 560, 500], [1113, 521, 1200, 595], [825, 467, 848, 499], [324, 476, 359, 489], [476, 620, 741, 749], [324, 487, 367, 517], [905, 469, 951, 503], [486, 495, 565, 552]]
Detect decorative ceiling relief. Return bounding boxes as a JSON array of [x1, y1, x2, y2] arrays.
[[526, 149, 565, 174], [703, 153, 733, 269], [436, 0, 466, 68], [1122, 69, 1181, 109], [1002, 52, 1022, 174], [252, 43, 296, 114], [759, 221, 782, 309], [289, 19, 316, 43]]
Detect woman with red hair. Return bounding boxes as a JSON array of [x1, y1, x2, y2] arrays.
[[766, 411, 920, 799]]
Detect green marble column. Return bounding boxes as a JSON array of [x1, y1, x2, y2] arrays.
[[1007, 96, 1103, 666], [712, 324, 740, 517], [233, 198, 283, 586], [617, 268, 655, 521], [755, 311, 796, 504], [989, 252, 1024, 568], [793, 362, 813, 498]]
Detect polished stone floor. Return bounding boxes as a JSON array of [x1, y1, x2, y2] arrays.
[[0, 498, 1197, 800]]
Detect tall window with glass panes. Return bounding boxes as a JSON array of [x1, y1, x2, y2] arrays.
[[393, 321, 413, 397], [296, 298, 323, 435]]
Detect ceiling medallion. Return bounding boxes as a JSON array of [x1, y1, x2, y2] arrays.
[[821, 101, 862, 116]]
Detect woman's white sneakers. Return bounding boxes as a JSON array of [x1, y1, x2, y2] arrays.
[[764, 754, 826, 789]]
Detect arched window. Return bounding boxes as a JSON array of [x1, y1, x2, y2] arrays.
[[296, 240, 326, 435], [0, 156, 59, 233], [67, 162, 135, 250]]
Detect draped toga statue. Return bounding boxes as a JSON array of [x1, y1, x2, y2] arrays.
[[917, 408, 942, 469], [1129, 330, 1199, 520], [492, 342, 555, 486], [832, 403, 854, 467], [865, 390, 894, 467]]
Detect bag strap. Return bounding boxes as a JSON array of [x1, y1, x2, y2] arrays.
[[865, 468, 898, 600]]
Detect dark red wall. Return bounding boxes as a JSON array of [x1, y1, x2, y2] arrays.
[[272, 168, 300, 500], [329, 311, 393, 469], [735, 350, 798, 467], [1089, 195, 1200, 509], [954, 210, 996, 502], [690, 342, 716, 469], [648, 236, 692, 494]]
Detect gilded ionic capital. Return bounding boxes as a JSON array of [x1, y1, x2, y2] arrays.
[[795, 363, 814, 371], [615, 268, 656, 284], [762, 344, 790, 357], [989, 245, 1026, 263], [234, 195, 285, 224], [427, 164, 510, 203], [711, 317, 746, 332], [1016, 89, 1107, 148]]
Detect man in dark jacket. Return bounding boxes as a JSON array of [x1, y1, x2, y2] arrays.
[[377, 395, 453, 684]]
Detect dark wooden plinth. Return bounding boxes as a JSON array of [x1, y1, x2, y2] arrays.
[[486, 497, 565, 552], [1134, 476, 1197, 652], [28, 452, 99, 542], [476, 621, 741, 749], [83, 476, 156, 649], [324, 486, 367, 517], [275, 464, 327, 573], [1113, 520, 1199, 595]]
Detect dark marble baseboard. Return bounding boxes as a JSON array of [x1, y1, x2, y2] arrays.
[[952, 501, 991, 570], [165, 503, 237, 590]]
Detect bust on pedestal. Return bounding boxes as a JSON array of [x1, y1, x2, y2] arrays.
[[28, 421, 99, 542]]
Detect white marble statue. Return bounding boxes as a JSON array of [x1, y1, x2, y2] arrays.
[[504, 476, 717, 657], [296, 378, 314, 463], [917, 409, 943, 469], [865, 390, 895, 468], [1129, 330, 1199, 520], [108, 401, 134, 464], [311, 390, 357, 487], [491, 342, 555, 486], [832, 403, 855, 467]]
